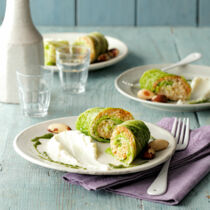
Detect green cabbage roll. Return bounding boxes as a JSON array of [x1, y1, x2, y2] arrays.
[[139, 69, 191, 101], [74, 32, 108, 63], [76, 107, 134, 143], [110, 120, 150, 165], [44, 40, 69, 66]]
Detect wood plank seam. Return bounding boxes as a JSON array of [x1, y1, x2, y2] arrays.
[[0, 0, 205, 26], [197, 0, 200, 26], [195, 112, 201, 127], [171, 28, 181, 60], [75, 0, 77, 26], [140, 200, 144, 209], [134, 0, 137, 26]]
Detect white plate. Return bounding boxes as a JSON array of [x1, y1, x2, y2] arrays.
[[115, 64, 210, 112], [43, 32, 128, 71], [13, 116, 176, 175]]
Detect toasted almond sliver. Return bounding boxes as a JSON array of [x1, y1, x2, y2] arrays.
[[137, 89, 155, 100], [148, 139, 169, 151], [48, 123, 71, 134]]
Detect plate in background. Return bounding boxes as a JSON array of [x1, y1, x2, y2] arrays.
[[115, 64, 210, 112], [43, 32, 128, 71]]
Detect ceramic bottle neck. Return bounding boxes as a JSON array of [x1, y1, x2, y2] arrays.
[[0, 0, 42, 44], [2, 0, 33, 27]]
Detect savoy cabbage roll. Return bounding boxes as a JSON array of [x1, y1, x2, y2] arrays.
[[139, 69, 191, 101], [74, 32, 108, 63], [76, 107, 134, 143], [110, 120, 150, 165], [44, 40, 69, 65], [91, 32, 108, 54]]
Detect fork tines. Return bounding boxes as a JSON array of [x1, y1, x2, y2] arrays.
[[171, 118, 190, 150]]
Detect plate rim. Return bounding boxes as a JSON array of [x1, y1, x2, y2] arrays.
[[43, 32, 128, 71], [13, 116, 176, 175], [115, 63, 210, 110]]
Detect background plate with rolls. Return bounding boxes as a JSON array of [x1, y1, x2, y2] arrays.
[[115, 64, 210, 112], [43, 32, 128, 71]]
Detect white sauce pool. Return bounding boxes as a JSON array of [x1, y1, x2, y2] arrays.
[[176, 76, 210, 104], [46, 130, 109, 171], [190, 77, 210, 100]]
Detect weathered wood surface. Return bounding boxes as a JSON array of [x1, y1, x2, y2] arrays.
[[1, 0, 210, 26], [30, 0, 75, 26], [77, 0, 135, 26], [0, 27, 210, 210], [199, 0, 210, 26], [137, 0, 197, 26]]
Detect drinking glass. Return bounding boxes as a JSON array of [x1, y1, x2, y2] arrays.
[[16, 71, 51, 117], [56, 45, 90, 94]]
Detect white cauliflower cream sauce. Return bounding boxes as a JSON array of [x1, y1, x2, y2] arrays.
[[177, 76, 210, 104], [190, 77, 210, 100], [46, 130, 109, 171]]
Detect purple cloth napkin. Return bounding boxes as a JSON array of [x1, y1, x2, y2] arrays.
[[63, 118, 210, 205]]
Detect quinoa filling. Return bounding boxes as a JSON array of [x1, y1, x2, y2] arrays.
[[92, 116, 123, 140], [155, 78, 189, 101], [111, 134, 132, 163]]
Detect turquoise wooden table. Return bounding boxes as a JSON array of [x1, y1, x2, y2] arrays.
[[0, 27, 209, 210]]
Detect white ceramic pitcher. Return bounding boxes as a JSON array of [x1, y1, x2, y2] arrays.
[[0, 0, 44, 103]]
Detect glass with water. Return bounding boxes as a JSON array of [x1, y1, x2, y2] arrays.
[[56, 45, 90, 93], [16, 71, 51, 117]]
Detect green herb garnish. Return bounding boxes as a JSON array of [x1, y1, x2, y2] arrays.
[[31, 133, 86, 170]]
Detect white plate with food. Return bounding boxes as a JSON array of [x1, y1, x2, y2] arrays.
[[43, 32, 128, 71], [13, 108, 176, 175], [115, 64, 210, 112]]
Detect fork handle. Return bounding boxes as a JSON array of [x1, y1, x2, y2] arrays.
[[147, 156, 172, 195], [161, 52, 202, 72]]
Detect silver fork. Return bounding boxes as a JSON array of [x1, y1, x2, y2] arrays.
[[147, 118, 190, 195]]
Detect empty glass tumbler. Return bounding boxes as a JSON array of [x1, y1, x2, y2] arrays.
[[16, 71, 51, 117], [56, 45, 90, 94]]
